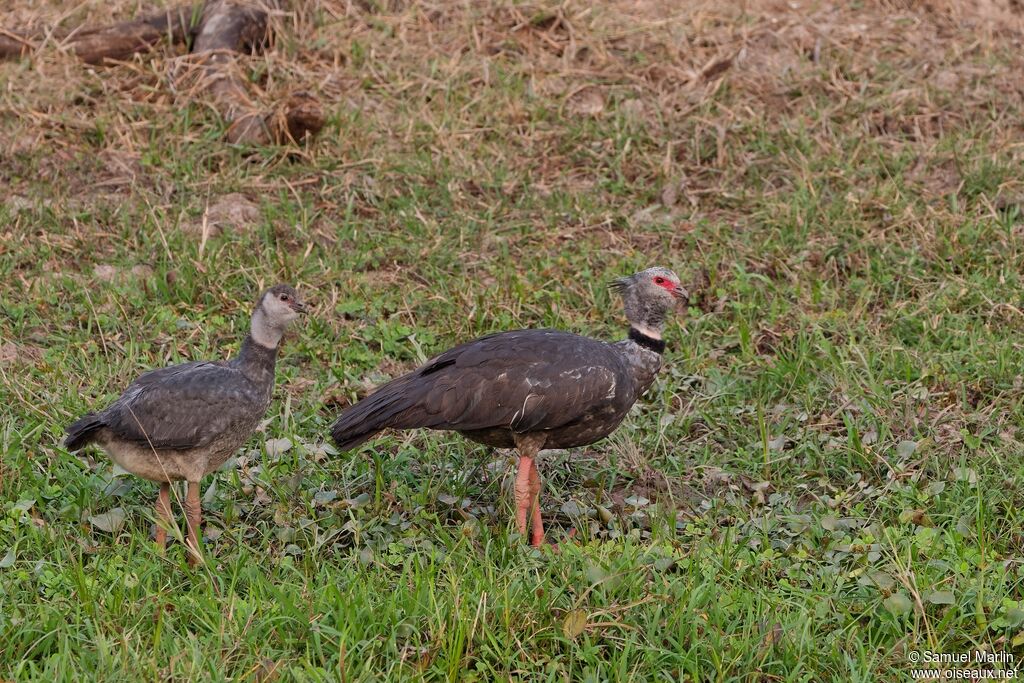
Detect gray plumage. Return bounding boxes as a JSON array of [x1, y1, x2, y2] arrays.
[[331, 267, 686, 454], [64, 283, 305, 564], [64, 339, 280, 481]]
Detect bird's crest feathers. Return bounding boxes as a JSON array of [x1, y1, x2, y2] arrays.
[[608, 276, 632, 294]]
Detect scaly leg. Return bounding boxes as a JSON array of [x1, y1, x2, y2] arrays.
[[184, 480, 203, 567], [512, 433, 547, 546], [154, 482, 172, 553], [514, 455, 534, 539], [528, 459, 545, 547]]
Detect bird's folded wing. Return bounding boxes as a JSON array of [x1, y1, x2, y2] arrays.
[[102, 362, 262, 450], [410, 330, 624, 433]]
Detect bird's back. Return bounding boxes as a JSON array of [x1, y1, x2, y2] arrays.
[[331, 328, 653, 450], [66, 355, 271, 454]]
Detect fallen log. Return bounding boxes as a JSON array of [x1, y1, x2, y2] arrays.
[[0, 29, 38, 62], [1, 1, 325, 146], [189, 0, 324, 144], [0, 5, 198, 64]]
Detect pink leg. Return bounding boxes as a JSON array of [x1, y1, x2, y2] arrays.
[[155, 482, 171, 552], [528, 460, 545, 547], [512, 434, 547, 547], [514, 455, 534, 539], [184, 480, 203, 567]]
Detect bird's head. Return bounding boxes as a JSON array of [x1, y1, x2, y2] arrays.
[[609, 266, 686, 339], [259, 284, 306, 327], [250, 284, 306, 348]]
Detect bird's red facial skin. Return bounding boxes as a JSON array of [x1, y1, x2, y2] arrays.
[[652, 276, 676, 293]]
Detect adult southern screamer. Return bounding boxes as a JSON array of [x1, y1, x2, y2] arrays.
[[64, 284, 306, 565], [330, 267, 685, 546]]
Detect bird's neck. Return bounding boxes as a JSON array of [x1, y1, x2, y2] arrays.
[[628, 326, 666, 354], [624, 299, 668, 355], [239, 304, 280, 375], [618, 325, 665, 398], [250, 307, 284, 349], [623, 294, 669, 346], [236, 335, 279, 378], [630, 322, 661, 341]]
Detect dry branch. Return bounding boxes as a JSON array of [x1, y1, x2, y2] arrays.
[[0, 5, 198, 64], [0, 29, 37, 61], [190, 0, 324, 145], [1, 0, 325, 146]]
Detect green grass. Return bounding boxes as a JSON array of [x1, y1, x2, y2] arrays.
[[2, 1, 1024, 680]]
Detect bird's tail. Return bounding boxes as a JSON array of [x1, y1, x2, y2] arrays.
[[64, 413, 105, 451], [330, 425, 382, 453], [330, 375, 424, 451]]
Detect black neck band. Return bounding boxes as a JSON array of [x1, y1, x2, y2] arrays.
[[629, 327, 665, 354]]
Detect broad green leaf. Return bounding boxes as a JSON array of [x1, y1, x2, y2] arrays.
[[585, 563, 609, 585], [89, 508, 127, 534], [953, 467, 977, 485], [896, 440, 917, 458], [0, 549, 14, 569], [563, 609, 588, 639], [884, 593, 913, 615], [859, 570, 895, 591], [925, 591, 955, 605], [313, 490, 338, 505]]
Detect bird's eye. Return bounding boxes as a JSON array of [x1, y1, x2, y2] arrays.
[[280, 294, 289, 301], [654, 277, 665, 284]]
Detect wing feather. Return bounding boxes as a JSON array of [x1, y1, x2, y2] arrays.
[[101, 361, 266, 450], [332, 330, 625, 445]]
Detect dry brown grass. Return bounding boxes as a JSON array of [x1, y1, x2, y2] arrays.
[[3, 0, 1022, 199]]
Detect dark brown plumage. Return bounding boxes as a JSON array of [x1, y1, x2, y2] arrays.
[[65, 284, 305, 565], [332, 330, 655, 451], [331, 267, 685, 546]]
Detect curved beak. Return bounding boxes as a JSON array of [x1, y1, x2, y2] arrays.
[[672, 284, 689, 301], [291, 300, 308, 315]]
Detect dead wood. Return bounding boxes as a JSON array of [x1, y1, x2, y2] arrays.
[[0, 5, 198, 64], [1, 1, 325, 146], [0, 30, 37, 62], [190, 0, 324, 144]]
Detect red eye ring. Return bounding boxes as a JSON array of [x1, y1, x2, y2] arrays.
[[654, 277, 665, 284]]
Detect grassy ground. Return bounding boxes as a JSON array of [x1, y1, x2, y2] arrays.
[[3, 0, 1024, 680]]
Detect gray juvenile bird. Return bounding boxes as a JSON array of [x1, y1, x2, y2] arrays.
[[330, 267, 685, 546], [65, 284, 306, 565]]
